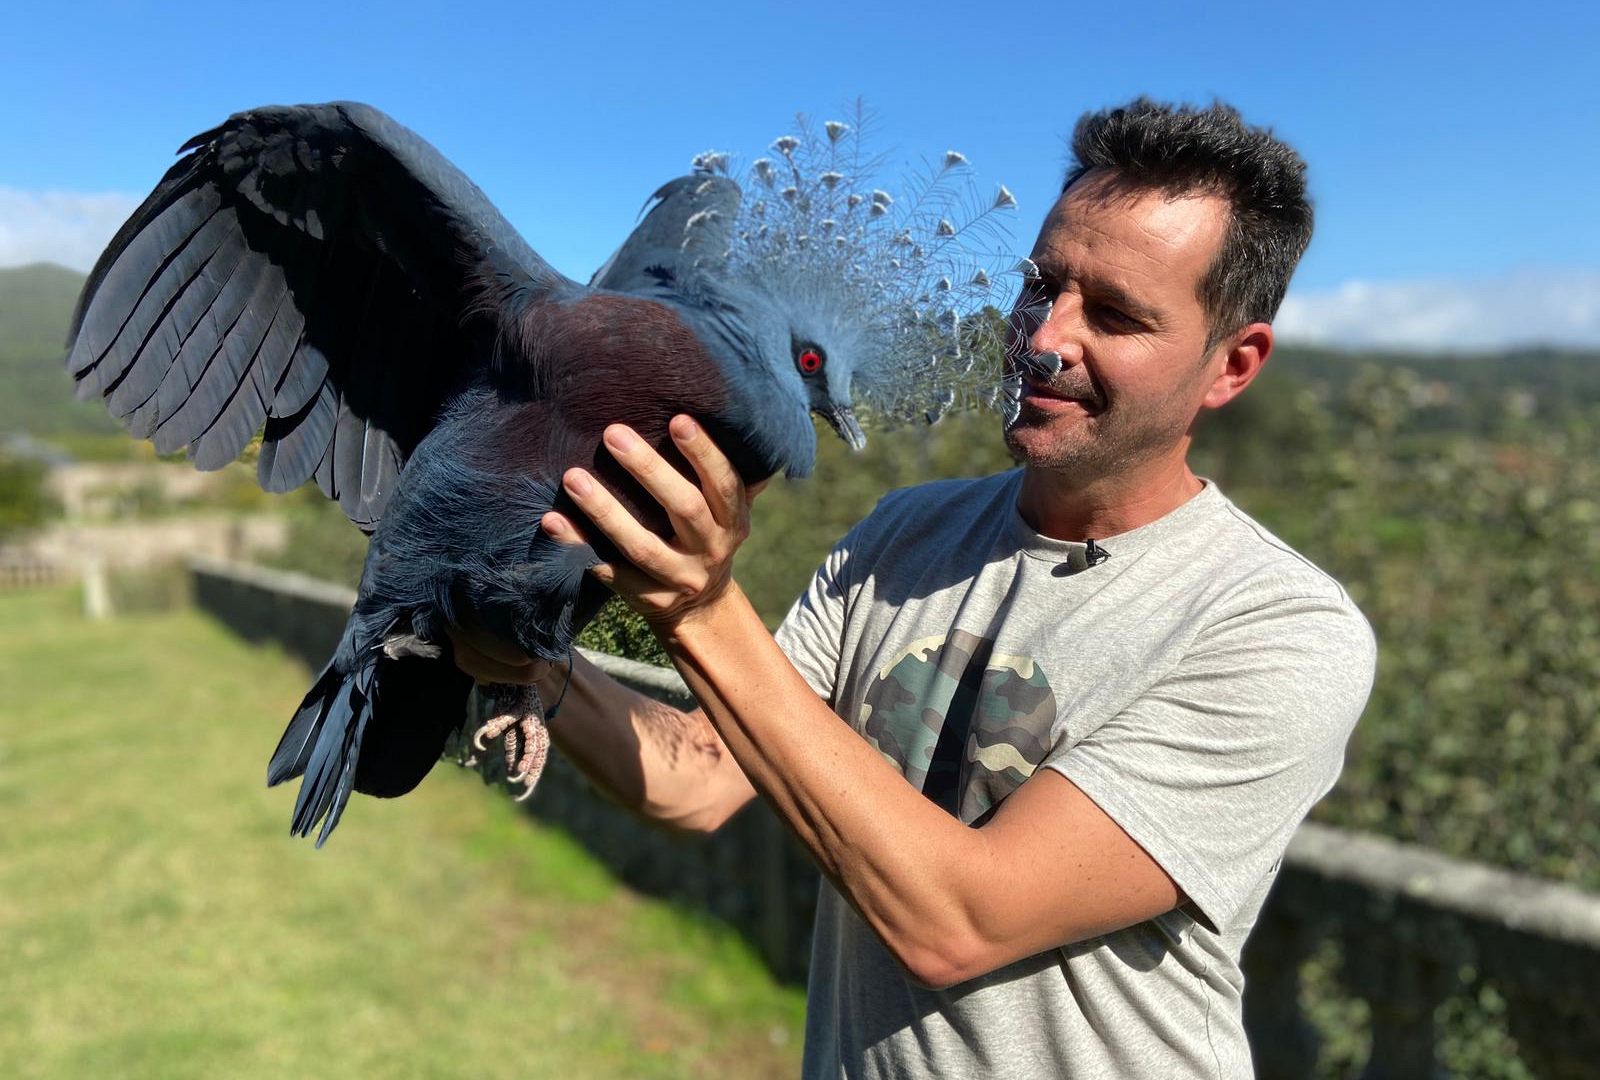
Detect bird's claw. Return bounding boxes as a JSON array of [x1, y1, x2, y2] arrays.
[[470, 684, 551, 802], [505, 715, 551, 802], [471, 712, 517, 753]]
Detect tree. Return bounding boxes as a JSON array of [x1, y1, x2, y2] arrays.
[[0, 454, 58, 541]]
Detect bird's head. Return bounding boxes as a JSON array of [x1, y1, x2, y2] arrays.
[[590, 110, 1019, 478], [702, 267, 878, 455], [779, 316, 868, 453]]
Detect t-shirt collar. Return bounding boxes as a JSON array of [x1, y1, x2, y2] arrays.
[[1000, 469, 1224, 565]]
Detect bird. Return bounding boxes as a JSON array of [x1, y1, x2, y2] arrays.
[[65, 101, 1016, 845]]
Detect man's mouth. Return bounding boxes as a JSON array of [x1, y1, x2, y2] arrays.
[[1020, 379, 1103, 414]]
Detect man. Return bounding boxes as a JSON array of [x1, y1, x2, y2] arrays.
[[453, 99, 1375, 1077]]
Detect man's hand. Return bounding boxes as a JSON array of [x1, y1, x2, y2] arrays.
[[446, 619, 551, 685], [436, 413, 763, 833], [543, 415, 765, 629]]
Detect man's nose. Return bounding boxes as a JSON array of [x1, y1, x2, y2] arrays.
[[1023, 295, 1085, 368]]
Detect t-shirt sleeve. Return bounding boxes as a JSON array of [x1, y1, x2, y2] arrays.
[[772, 526, 859, 706], [1043, 588, 1376, 931]]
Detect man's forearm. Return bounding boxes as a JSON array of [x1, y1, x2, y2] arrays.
[[658, 582, 996, 982], [540, 651, 756, 831]]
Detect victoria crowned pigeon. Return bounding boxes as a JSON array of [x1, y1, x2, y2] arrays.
[[65, 102, 1017, 844]]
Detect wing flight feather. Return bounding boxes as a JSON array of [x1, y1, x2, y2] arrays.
[[67, 101, 581, 530]]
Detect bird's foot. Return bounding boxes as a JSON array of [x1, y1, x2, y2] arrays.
[[472, 684, 552, 802], [505, 715, 551, 802]]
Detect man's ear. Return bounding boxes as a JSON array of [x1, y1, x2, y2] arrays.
[[1201, 322, 1273, 410]]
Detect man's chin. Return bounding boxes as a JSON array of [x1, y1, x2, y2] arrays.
[[1003, 420, 1100, 472]]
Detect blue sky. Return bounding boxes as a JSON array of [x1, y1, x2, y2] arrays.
[[2, 0, 1596, 349]]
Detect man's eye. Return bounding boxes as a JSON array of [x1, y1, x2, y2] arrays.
[[1094, 305, 1141, 331]]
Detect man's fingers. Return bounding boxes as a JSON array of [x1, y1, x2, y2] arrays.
[[448, 615, 532, 667], [602, 424, 714, 537], [541, 510, 593, 549], [544, 510, 625, 589], [585, 555, 657, 597], [562, 465, 677, 578], [445, 624, 548, 685], [558, 422, 756, 614], [670, 415, 748, 528]]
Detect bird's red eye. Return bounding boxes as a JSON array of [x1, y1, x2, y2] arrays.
[[797, 349, 823, 374]]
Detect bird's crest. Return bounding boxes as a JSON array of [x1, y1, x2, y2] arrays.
[[680, 103, 1022, 427]]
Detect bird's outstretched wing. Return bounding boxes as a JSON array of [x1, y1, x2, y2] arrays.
[[66, 101, 579, 530]]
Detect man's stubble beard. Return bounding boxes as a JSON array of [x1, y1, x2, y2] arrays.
[[1006, 408, 1125, 478], [1003, 381, 1200, 485]]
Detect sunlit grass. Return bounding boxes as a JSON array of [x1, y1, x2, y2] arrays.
[[0, 586, 802, 1079]]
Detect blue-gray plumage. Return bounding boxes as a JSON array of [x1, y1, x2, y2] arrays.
[[64, 102, 1015, 845]]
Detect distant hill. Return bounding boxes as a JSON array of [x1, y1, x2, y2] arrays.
[[0, 263, 117, 441], [1, 259, 1595, 452], [1265, 342, 1600, 433]]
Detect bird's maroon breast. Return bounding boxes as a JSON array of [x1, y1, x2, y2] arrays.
[[540, 293, 729, 430], [489, 293, 736, 537]]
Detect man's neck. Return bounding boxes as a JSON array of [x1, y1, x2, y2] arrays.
[[1016, 453, 1205, 542]]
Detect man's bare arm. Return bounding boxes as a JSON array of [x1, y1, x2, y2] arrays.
[[448, 628, 757, 833]]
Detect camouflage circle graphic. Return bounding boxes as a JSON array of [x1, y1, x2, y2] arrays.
[[858, 629, 1057, 820]]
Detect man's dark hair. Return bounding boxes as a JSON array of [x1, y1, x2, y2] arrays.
[[1063, 98, 1313, 349]]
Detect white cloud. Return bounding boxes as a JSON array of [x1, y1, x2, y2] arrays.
[[1276, 269, 1600, 352], [0, 187, 142, 272]]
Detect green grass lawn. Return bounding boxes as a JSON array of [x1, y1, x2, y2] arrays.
[[0, 587, 804, 1079]]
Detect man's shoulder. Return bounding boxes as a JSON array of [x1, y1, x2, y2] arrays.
[[1182, 486, 1373, 654], [858, 469, 1020, 537], [1198, 489, 1355, 602]]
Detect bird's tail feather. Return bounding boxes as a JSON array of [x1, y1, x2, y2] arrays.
[[267, 660, 375, 847], [352, 653, 474, 799], [267, 661, 342, 787], [267, 622, 476, 846]]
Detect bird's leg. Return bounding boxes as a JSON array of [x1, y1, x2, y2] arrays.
[[472, 683, 551, 802]]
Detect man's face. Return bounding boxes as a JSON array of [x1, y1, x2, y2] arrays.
[[1004, 171, 1231, 479]]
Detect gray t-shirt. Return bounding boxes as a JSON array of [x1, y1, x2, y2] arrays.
[[773, 469, 1375, 1079]]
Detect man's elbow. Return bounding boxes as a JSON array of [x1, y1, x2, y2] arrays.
[[889, 931, 994, 992], [648, 785, 756, 835], [887, 908, 1084, 989], [658, 804, 735, 836]]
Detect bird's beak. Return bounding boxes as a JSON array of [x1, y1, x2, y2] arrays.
[[819, 404, 867, 451]]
